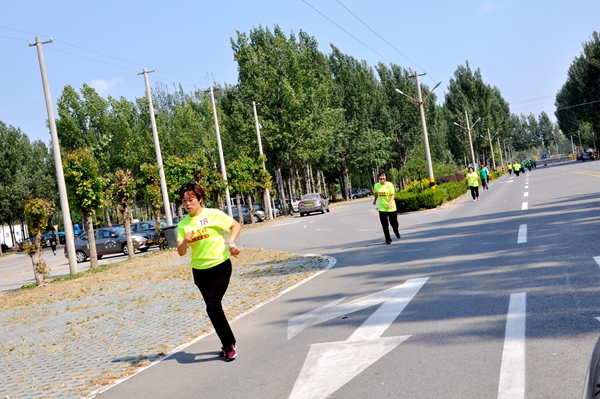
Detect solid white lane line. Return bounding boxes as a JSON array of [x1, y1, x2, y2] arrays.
[[594, 256, 600, 268], [521, 202, 528, 210], [524, 192, 529, 197], [497, 292, 526, 399], [517, 224, 527, 244]]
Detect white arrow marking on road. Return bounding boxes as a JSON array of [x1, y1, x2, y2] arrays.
[[517, 224, 527, 244], [288, 277, 428, 399], [498, 292, 526, 399]]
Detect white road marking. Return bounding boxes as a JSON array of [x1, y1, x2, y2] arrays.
[[521, 202, 528, 210], [525, 185, 529, 189], [288, 278, 428, 399], [524, 192, 529, 197], [517, 224, 527, 244], [498, 292, 526, 399], [594, 256, 600, 268], [303, 225, 307, 229], [270, 220, 302, 227]]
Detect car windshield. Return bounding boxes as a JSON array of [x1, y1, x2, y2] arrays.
[[301, 194, 319, 200]]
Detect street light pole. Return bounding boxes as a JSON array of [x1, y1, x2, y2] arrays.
[[139, 68, 173, 226], [252, 101, 273, 220], [29, 36, 78, 275], [395, 74, 441, 188], [207, 86, 232, 217]]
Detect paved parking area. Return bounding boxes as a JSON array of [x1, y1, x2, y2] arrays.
[[0, 249, 332, 398]]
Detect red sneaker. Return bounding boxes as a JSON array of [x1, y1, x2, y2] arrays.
[[225, 344, 237, 361]]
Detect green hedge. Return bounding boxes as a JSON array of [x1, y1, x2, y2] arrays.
[[394, 181, 467, 213]]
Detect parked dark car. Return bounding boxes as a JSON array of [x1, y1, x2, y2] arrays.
[[64, 226, 153, 263], [129, 221, 160, 246], [17, 236, 40, 251], [582, 151, 595, 161], [298, 193, 330, 216]]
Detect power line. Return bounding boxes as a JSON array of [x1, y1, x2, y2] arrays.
[[1, 25, 204, 89], [556, 99, 600, 111], [335, 0, 436, 84], [301, 0, 394, 65]]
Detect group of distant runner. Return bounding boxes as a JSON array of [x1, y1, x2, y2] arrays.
[[507, 159, 537, 178]]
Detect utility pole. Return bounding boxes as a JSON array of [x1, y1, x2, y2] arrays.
[[453, 113, 480, 169], [465, 112, 477, 168], [207, 86, 232, 217], [395, 74, 441, 188], [29, 36, 78, 274], [138, 68, 173, 226], [487, 128, 496, 170], [497, 137, 504, 168], [252, 101, 273, 220]]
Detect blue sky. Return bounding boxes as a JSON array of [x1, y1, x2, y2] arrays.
[[1, 0, 599, 145]]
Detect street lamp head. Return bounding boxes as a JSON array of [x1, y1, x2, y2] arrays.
[[453, 122, 460, 127], [395, 88, 404, 95]]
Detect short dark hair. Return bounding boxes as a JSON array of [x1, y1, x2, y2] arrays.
[[178, 181, 203, 201], [378, 171, 387, 178]]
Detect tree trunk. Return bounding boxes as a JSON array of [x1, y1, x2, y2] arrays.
[[122, 205, 134, 260], [295, 165, 303, 196], [275, 166, 288, 216], [30, 230, 44, 285], [103, 207, 112, 227], [316, 169, 322, 193], [85, 211, 99, 269], [246, 194, 255, 224], [234, 193, 243, 225]]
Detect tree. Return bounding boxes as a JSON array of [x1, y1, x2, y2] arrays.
[[555, 31, 600, 149], [23, 197, 53, 285], [231, 25, 333, 213], [63, 148, 104, 269], [113, 170, 136, 260]]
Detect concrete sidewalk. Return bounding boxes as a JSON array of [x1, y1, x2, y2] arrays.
[[0, 249, 332, 399]]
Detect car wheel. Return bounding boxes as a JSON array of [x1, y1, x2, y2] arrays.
[[321, 207, 325, 214], [75, 250, 87, 263], [300, 212, 305, 217], [122, 244, 129, 255], [140, 248, 149, 252], [326, 207, 330, 213], [253, 215, 259, 223]]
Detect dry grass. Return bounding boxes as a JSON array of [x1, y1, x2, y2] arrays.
[[1, 247, 305, 309]]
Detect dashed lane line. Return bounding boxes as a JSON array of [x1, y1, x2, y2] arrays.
[[518, 224, 527, 244], [498, 292, 526, 399]]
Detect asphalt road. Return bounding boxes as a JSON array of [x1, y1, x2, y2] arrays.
[[92, 160, 600, 399]]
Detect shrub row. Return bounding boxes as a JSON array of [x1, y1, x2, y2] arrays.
[[394, 181, 467, 213]]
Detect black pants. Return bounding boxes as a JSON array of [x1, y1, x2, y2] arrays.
[[192, 259, 236, 348], [469, 186, 479, 199], [379, 211, 399, 242]]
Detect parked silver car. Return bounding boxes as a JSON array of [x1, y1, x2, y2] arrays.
[[298, 193, 330, 216], [224, 205, 265, 224], [64, 227, 152, 263]]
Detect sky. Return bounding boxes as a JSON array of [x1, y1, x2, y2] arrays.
[[1, 0, 599, 146]]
